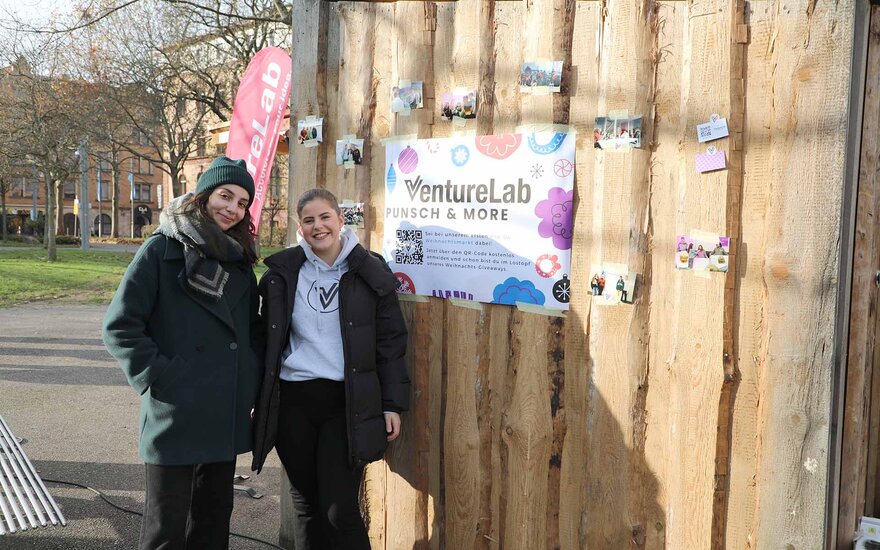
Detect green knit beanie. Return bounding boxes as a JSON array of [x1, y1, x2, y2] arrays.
[[196, 156, 255, 207]]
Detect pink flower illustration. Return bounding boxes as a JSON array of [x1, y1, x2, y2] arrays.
[[474, 134, 522, 160]]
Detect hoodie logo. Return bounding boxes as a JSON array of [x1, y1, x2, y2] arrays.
[[307, 281, 340, 313]]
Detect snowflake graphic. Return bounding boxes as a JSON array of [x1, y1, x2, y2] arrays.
[[451, 145, 470, 167], [530, 163, 544, 179]]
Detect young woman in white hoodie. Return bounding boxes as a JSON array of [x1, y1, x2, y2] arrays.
[[252, 188, 410, 549]]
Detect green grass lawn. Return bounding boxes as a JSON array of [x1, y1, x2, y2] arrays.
[[0, 248, 136, 307], [0, 246, 284, 308]]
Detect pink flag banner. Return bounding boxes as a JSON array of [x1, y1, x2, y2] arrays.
[[226, 46, 292, 234]]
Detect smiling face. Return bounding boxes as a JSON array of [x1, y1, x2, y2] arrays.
[[298, 198, 345, 264], [206, 184, 250, 231]]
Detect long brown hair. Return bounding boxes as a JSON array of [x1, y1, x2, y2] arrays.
[[180, 191, 258, 266]]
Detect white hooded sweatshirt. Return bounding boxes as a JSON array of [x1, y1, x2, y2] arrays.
[[279, 227, 360, 382]]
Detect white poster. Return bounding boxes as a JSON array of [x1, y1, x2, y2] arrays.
[[383, 132, 576, 309]]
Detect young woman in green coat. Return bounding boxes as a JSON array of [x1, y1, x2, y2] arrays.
[[103, 156, 264, 550]]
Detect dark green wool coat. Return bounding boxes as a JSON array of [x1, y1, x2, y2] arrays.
[[103, 235, 263, 465]]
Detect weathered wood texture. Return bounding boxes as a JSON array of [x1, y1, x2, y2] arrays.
[[839, 5, 880, 547], [285, 0, 857, 547]]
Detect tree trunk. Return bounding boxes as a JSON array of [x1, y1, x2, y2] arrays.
[[46, 178, 57, 261], [1, 185, 7, 241]]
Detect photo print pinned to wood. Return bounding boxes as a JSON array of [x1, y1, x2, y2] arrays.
[[297, 117, 323, 148], [340, 201, 365, 229], [440, 88, 477, 126], [696, 114, 730, 143], [594, 114, 643, 151], [675, 232, 730, 272], [335, 136, 364, 169], [519, 60, 563, 94], [589, 263, 637, 306], [695, 146, 726, 173], [391, 80, 424, 115]]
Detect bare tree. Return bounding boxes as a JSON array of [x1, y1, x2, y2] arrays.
[[0, 42, 85, 260]]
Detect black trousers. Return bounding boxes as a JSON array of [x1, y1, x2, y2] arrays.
[[140, 460, 236, 550], [274, 379, 370, 550]]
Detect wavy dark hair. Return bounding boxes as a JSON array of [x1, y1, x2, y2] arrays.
[[179, 190, 258, 266]]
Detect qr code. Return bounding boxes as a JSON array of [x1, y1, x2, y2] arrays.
[[395, 229, 424, 265]]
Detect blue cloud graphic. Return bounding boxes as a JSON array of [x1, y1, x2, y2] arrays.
[[492, 277, 546, 306]]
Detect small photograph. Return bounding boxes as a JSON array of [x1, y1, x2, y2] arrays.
[[297, 118, 323, 146], [590, 263, 637, 305], [674, 235, 694, 269], [519, 61, 563, 93], [340, 202, 365, 228], [594, 115, 643, 151], [440, 89, 477, 121], [335, 137, 365, 167], [391, 81, 424, 113], [674, 234, 730, 272]]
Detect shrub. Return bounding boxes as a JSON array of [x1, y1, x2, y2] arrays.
[[55, 235, 82, 245]]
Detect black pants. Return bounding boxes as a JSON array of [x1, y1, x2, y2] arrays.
[[275, 379, 370, 550], [140, 461, 236, 550]]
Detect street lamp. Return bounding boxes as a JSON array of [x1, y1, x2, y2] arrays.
[[74, 143, 89, 250]]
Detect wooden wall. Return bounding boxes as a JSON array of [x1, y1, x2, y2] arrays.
[[287, 1, 857, 547]]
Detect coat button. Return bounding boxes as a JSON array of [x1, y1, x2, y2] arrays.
[[270, 280, 275, 284], [196, 344, 206, 352], [229, 342, 238, 351], [272, 324, 277, 329]]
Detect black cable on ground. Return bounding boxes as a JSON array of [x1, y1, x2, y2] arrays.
[[42, 478, 286, 550]]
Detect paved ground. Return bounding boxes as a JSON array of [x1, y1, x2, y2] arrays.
[[0, 305, 286, 549]]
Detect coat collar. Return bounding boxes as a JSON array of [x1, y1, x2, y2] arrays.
[[160, 236, 248, 331], [263, 244, 398, 296]]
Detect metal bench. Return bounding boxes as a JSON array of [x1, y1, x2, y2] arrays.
[[0, 415, 66, 535]]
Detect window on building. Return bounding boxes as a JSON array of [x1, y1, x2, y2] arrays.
[[130, 128, 150, 146], [136, 158, 153, 175], [98, 158, 112, 171], [133, 184, 151, 202], [63, 180, 76, 199], [11, 177, 33, 198], [270, 165, 282, 199], [196, 136, 207, 158], [97, 176, 110, 201]]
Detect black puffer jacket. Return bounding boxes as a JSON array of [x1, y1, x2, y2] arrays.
[[251, 244, 410, 472]]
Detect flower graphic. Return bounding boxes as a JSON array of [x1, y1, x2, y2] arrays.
[[535, 187, 574, 250], [474, 134, 522, 160], [492, 277, 545, 306]]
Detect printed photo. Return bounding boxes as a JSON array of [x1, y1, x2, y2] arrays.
[[519, 61, 563, 93], [335, 137, 365, 166], [297, 118, 323, 146], [594, 115, 643, 151], [440, 89, 477, 121], [391, 81, 424, 113], [590, 263, 637, 306], [340, 202, 365, 229], [674, 234, 730, 272]]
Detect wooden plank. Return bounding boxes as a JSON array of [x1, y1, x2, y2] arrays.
[[382, 5, 436, 549], [321, 4, 342, 195], [442, 304, 484, 549], [644, 4, 686, 547], [558, 4, 598, 548], [839, 4, 880, 544], [750, 1, 854, 546], [723, 0, 772, 545], [286, 0, 327, 243], [334, 3, 378, 245], [712, 0, 747, 546], [364, 5, 395, 546], [582, 0, 656, 547]]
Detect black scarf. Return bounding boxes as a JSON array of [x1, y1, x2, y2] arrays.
[[155, 194, 244, 301]]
